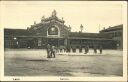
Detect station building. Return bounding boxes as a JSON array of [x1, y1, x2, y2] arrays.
[[99, 24, 123, 49], [4, 10, 123, 49]]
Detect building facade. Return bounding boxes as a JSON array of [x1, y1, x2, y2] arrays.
[[100, 24, 123, 49], [4, 10, 123, 49]]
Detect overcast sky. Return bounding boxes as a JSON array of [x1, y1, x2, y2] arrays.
[[1, 1, 124, 33]]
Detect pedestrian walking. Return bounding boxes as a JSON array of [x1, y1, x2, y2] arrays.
[[51, 46, 56, 58]]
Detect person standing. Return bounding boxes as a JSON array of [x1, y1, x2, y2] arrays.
[[79, 46, 82, 53], [99, 45, 103, 54], [84, 46, 88, 54], [72, 46, 76, 53], [86, 45, 89, 53], [51, 46, 56, 58], [66, 46, 70, 52], [47, 44, 51, 58], [64, 46, 66, 52], [60, 46, 63, 53], [93, 45, 97, 54]]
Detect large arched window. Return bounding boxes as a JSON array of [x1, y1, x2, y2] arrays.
[[48, 26, 59, 35]]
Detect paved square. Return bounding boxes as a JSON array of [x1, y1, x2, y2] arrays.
[[4, 49, 123, 76]]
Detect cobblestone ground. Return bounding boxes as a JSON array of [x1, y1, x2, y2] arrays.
[[4, 49, 123, 76]]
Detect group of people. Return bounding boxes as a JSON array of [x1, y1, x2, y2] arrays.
[[46, 44, 103, 58], [71, 45, 102, 54], [47, 44, 56, 58], [93, 45, 103, 54]]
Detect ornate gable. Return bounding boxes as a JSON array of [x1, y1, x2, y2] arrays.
[[28, 10, 71, 38]]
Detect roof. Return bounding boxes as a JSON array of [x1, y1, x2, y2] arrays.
[[100, 24, 123, 32], [4, 29, 112, 39], [69, 32, 111, 39], [4, 28, 30, 36]]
